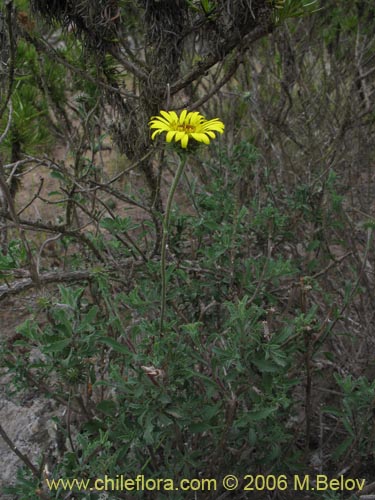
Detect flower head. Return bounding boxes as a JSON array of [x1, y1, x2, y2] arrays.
[[149, 109, 224, 149]]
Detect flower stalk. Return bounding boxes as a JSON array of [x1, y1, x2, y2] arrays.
[[160, 153, 188, 333]]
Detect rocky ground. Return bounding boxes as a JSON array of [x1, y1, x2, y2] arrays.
[[0, 297, 49, 496]]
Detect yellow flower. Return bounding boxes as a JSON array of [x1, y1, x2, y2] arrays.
[[149, 109, 224, 149]]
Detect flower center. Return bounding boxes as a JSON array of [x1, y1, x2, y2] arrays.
[[176, 124, 195, 133]]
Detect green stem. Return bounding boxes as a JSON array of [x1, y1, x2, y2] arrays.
[[160, 154, 188, 334]]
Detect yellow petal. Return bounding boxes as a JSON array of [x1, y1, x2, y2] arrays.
[[179, 109, 188, 124], [175, 131, 185, 141], [166, 130, 177, 142], [150, 118, 172, 128], [203, 123, 224, 133], [205, 118, 224, 124], [160, 110, 174, 122], [151, 129, 163, 140], [168, 110, 179, 122], [149, 121, 170, 129], [189, 111, 201, 125], [180, 134, 189, 148], [191, 132, 210, 144], [185, 111, 194, 124]]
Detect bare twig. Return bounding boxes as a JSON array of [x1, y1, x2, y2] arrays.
[[0, 1, 16, 121], [0, 100, 12, 146], [170, 21, 273, 96], [0, 102, 40, 284], [0, 255, 145, 301], [188, 54, 242, 111], [17, 176, 44, 216], [0, 423, 39, 478], [0, 269, 93, 301], [315, 228, 374, 349], [107, 45, 149, 82], [36, 232, 62, 274], [0, 209, 105, 262]]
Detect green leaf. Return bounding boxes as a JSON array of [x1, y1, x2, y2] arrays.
[[98, 337, 130, 355], [189, 421, 216, 433], [43, 338, 71, 353], [252, 357, 280, 373], [248, 407, 277, 421], [50, 171, 66, 181], [164, 408, 183, 419], [100, 216, 137, 234], [332, 436, 354, 461], [96, 400, 117, 416], [321, 406, 343, 418]]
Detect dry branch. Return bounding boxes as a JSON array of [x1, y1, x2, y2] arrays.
[[0, 269, 93, 301]]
